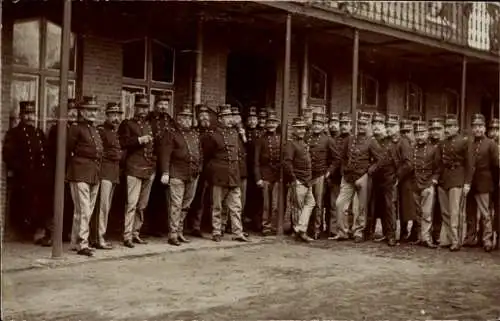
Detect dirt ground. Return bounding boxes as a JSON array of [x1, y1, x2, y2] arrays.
[[3, 239, 500, 321]]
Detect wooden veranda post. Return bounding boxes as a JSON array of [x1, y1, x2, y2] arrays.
[[300, 35, 309, 112], [52, 0, 72, 258], [277, 13, 292, 238], [460, 55, 467, 130], [194, 16, 203, 106], [351, 29, 359, 134]]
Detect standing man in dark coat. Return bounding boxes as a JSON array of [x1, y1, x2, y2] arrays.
[[464, 114, 499, 252], [159, 106, 202, 246], [255, 110, 281, 236], [333, 112, 382, 242], [326, 112, 350, 239], [257, 109, 268, 135], [245, 106, 263, 231], [66, 96, 103, 256], [436, 114, 473, 251], [487, 118, 499, 249], [204, 104, 249, 243], [306, 112, 335, 239], [3, 101, 52, 246], [47, 98, 78, 242], [189, 104, 215, 237], [93, 102, 123, 250], [119, 94, 156, 248], [428, 117, 445, 244], [410, 121, 440, 248], [147, 93, 175, 237], [284, 116, 315, 243]]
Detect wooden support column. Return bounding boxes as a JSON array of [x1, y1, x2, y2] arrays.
[[277, 13, 292, 238], [194, 17, 203, 106], [52, 0, 72, 258], [351, 29, 359, 134], [300, 35, 309, 112], [460, 56, 467, 130]]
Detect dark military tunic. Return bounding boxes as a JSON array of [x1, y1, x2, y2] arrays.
[[330, 133, 349, 184], [246, 127, 263, 180], [98, 122, 122, 184], [118, 117, 156, 180], [437, 134, 473, 190], [469, 136, 499, 194], [204, 126, 241, 188], [254, 132, 281, 183], [159, 127, 202, 181], [305, 132, 335, 179], [238, 132, 248, 179], [149, 111, 175, 156], [372, 136, 395, 186], [338, 134, 381, 184], [411, 142, 439, 191], [66, 121, 104, 185], [283, 138, 312, 186]]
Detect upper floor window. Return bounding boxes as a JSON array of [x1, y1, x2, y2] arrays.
[[405, 82, 424, 114], [357, 72, 378, 107], [11, 18, 77, 131], [443, 89, 459, 115], [309, 65, 327, 100], [122, 37, 175, 118]]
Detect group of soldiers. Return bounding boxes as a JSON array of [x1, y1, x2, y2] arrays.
[[3, 92, 500, 257]]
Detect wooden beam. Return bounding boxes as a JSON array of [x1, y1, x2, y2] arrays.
[[352, 29, 359, 134], [460, 56, 467, 129], [360, 39, 409, 48], [260, 1, 498, 63]]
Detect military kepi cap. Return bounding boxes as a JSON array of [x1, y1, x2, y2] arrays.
[[444, 114, 458, 126], [400, 119, 413, 132], [339, 112, 351, 122], [413, 120, 428, 132], [292, 116, 307, 127], [19, 101, 36, 114], [267, 110, 279, 122], [79, 95, 100, 110], [248, 106, 258, 117], [312, 112, 326, 123], [218, 104, 232, 116], [489, 118, 499, 129], [386, 114, 399, 125], [429, 117, 444, 129], [134, 93, 150, 107], [178, 104, 193, 117], [329, 112, 339, 122], [357, 111, 371, 124], [471, 113, 485, 125], [105, 102, 123, 114], [195, 103, 210, 115], [155, 92, 171, 104], [372, 112, 386, 124]]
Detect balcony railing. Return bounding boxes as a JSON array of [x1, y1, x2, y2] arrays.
[[307, 1, 500, 54]]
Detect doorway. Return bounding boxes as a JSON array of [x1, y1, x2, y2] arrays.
[[480, 95, 494, 123], [226, 52, 276, 115]]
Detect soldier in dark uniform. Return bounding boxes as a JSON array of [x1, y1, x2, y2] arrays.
[[302, 106, 314, 131], [257, 109, 268, 135], [487, 118, 499, 249], [3, 101, 52, 246], [436, 114, 473, 251], [119, 94, 156, 248], [409, 121, 439, 248], [326, 112, 350, 239], [66, 96, 103, 256], [204, 104, 249, 243], [464, 114, 499, 252], [159, 106, 202, 246], [255, 110, 281, 236], [189, 104, 215, 237], [428, 117, 445, 244], [146, 93, 175, 237], [306, 112, 335, 239], [284, 116, 315, 243], [333, 112, 382, 243], [93, 102, 123, 250], [47, 99, 78, 242], [245, 106, 263, 231], [399, 119, 418, 242]]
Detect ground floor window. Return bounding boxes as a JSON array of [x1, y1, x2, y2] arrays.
[[443, 88, 459, 116], [405, 82, 424, 116]]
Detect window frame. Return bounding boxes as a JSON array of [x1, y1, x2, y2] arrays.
[[357, 72, 379, 107], [43, 77, 76, 132], [309, 65, 327, 100], [405, 81, 424, 114], [443, 88, 460, 119]]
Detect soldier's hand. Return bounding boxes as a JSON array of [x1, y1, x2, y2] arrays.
[[256, 180, 264, 188], [432, 179, 438, 185], [325, 171, 330, 179], [161, 173, 170, 185], [463, 184, 470, 195]]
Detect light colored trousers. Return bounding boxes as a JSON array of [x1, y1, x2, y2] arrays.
[[98, 179, 115, 245], [212, 185, 244, 237], [336, 174, 369, 239], [466, 193, 494, 247], [413, 186, 435, 243], [222, 178, 247, 230], [70, 181, 100, 250], [168, 176, 199, 239], [289, 182, 316, 233], [124, 174, 155, 241], [438, 186, 466, 247], [311, 175, 326, 234], [261, 181, 279, 232]]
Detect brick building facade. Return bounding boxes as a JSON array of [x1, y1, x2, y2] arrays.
[[1, 1, 499, 237]]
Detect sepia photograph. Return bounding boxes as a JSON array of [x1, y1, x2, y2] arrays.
[[1, 1, 500, 320]]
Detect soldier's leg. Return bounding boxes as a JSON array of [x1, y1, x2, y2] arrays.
[[431, 190, 442, 243], [381, 185, 397, 243], [352, 174, 369, 240], [437, 187, 452, 246], [211, 186, 224, 237], [240, 178, 247, 220], [133, 173, 155, 240], [448, 187, 464, 249], [226, 186, 245, 237], [192, 180, 208, 233], [464, 192, 478, 246], [420, 186, 435, 244], [124, 176, 141, 242], [179, 176, 199, 239], [261, 181, 272, 233], [168, 178, 185, 242], [271, 181, 279, 233], [69, 182, 82, 250], [312, 175, 325, 237], [98, 179, 114, 245], [74, 182, 94, 251], [475, 193, 493, 251], [296, 184, 316, 234], [335, 178, 355, 239], [328, 182, 340, 237]]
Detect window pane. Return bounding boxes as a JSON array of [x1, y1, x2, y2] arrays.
[[364, 76, 378, 106], [122, 86, 146, 119], [152, 40, 174, 83], [13, 20, 40, 68], [45, 78, 76, 131], [45, 21, 76, 71], [11, 74, 39, 128], [446, 91, 459, 115], [150, 89, 174, 117], [123, 39, 146, 79]]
